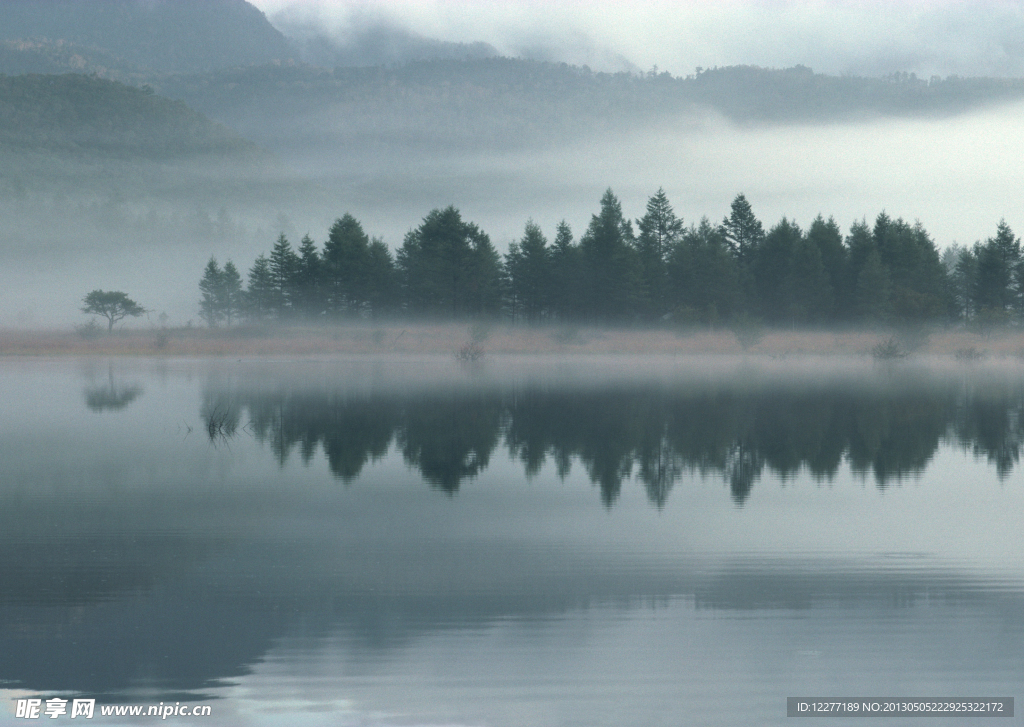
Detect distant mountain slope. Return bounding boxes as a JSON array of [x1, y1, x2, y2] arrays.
[[153, 59, 1024, 157], [688, 64, 1024, 122], [0, 0, 293, 73], [0, 39, 141, 79], [0, 74, 263, 159]]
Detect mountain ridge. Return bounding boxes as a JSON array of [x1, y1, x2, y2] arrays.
[[0, 0, 294, 73], [148, 58, 1024, 159]]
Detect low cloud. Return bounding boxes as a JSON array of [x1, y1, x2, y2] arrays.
[[253, 0, 1024, 78]]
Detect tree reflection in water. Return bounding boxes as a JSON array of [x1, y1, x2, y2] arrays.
[[201, 377, 1024, 506], [83, 365, 144, 412]]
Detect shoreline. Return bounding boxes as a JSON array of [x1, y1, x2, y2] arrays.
[[1, 323, 1022, 359]]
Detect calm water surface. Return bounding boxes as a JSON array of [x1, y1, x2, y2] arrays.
[[1, 356, 1022, 726]]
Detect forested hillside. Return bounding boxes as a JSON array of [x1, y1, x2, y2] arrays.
[[0, 0, 1022, 154], [0, 0, 292, 73], [688, 65, 1024, 122], [155, 60, 1024, 154], [0, 39, 140, 79], [3, 52, 1023, 153], [0, 74, 262, 159]]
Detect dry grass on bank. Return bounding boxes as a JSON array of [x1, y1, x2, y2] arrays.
[[4, 323, 1024, 359]]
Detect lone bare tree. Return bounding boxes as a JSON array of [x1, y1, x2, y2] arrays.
[[81, 290, 146, 331]]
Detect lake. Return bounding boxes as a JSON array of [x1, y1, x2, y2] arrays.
[[1, 355, 1021, 725]]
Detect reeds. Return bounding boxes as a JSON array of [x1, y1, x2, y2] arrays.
[[204, 406, 238, 442]]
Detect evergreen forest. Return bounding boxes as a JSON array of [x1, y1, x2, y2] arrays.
[[198, 189, 1023, 328]]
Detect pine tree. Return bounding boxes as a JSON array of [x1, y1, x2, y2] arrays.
[[636, 188, 683, 320], [246, 254, 274, 321], [753, 217, 803, 322], [845, 219, 878, 320], [667, 217, 740, 326], [398, 206, 501, 318], [366, 237, 397, 318], [548, 220, 579, 321], [504, 241, 524, 323], [974, 220, 1021, 321], [199, 257, 223, 327], [806, 215, 847, 320], [872, 213, 946, 321], [517, 220, 551, 322], [220, 261, 243, 326], [294, 234, 323, 319], [722, 193, 765, 310], [323, 214, 372, 316], [722, 193, 765, 265], [268, 233, 300, 318], [941, 243, 976, 322], [465, 225, 504, 317], [855, 247, 891, 323], [788, 233, 833, 324], [579, 189, 641, 321]]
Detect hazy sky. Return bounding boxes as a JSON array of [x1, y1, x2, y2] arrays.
[[250, 0, 1024, 78]]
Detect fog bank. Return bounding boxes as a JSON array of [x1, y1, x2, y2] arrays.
[[254, 0, 1024, 78]]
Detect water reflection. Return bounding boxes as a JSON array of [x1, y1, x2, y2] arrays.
[[2, 358, 1022, 724], [83, 366, 143, 413], [202, 373, 1024, 505]]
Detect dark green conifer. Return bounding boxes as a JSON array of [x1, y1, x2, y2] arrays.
[[636, 188, 682, 320], [199, 257, 223, 327]]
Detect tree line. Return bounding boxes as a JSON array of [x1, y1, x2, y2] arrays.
[[198, 189, 1022, 327]]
